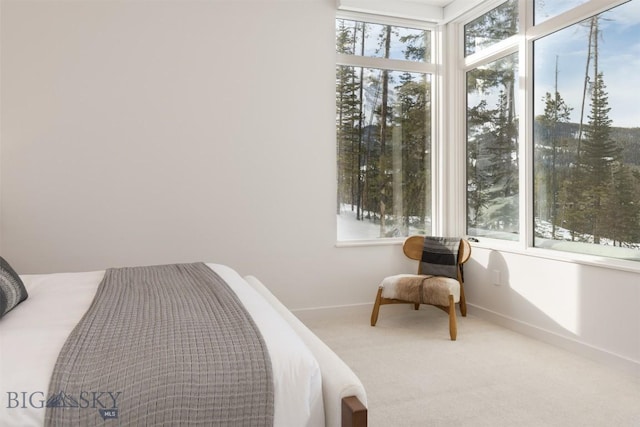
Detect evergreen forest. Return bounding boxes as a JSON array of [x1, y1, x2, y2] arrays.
[[336, 7, 640, 255], [336, 19, 432, 238]]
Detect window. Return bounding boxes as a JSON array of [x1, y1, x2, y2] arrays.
[[464, 0, 518, 56], [336, 18, 434, 241], [460, 0, 640, 263], [533, 1, 640, 261], [465, 1, 520, 241]]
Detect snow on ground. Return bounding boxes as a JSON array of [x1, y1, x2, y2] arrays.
[[337, 204, 640, 261]]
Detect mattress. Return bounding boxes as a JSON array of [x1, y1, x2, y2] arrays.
[[0, 263, 324, 426]]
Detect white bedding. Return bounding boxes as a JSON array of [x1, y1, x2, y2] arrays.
[[0, 263, 324, 427]]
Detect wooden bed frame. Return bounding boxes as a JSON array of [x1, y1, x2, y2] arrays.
[[342, 396, 368, 427]]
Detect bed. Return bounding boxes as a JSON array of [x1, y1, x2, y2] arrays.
[[0, 261, 367, 426]]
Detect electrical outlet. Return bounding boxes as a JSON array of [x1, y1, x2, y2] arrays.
[[492, 269, 501, 286]]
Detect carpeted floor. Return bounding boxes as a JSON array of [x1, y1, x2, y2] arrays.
[[298, 304, 640, 427]]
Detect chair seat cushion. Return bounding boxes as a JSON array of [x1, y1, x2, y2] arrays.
[[380, 274, 460, 307]]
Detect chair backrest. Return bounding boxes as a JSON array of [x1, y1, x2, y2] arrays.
[[402, 235, 471, 272]]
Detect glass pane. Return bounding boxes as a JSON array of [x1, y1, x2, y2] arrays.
[[534, 0, 590, 25], [464, 0, 518, 56], [533, 1, 640, 261], [336, 66, 432, 240], [336, 19, 431, 63], [466, 53, 519, 240]]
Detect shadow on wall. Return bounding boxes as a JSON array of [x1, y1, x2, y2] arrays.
[[467, 250, 581, 337], [464, 247, 640, 371]]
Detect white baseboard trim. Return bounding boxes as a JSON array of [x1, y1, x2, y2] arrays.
[[468, 303, 640, 376], [291, 302, 372, 323]]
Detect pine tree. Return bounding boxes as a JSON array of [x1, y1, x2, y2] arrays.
[[466, 53, 518, 234], [560, 13, 622, 245], [466, 100, 493, 229], [581, 72, 620, 243], [560, 165, 592, 242], [602, 163, 640, 246], [582, 73, 618, 178], [377, 25, 392, 237], [485, 89, 519, 231], [396, 72, 430, 232], [464, 0, 518, 56], [336, 20, 364, 216], [537, 90, 572, 238]]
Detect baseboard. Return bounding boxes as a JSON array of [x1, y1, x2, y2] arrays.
[[291, 303, 372, 324], [468, 303, 640, 376]]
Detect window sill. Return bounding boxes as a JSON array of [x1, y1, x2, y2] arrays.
[[336, 236, 640, 275], [470, 238, 640, 275], [335, 238, 404, 248]]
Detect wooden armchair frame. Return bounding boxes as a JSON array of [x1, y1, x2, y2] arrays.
[[370, 236, 471, 340]]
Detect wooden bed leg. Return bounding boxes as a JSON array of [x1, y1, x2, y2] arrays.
[[342, 396, 367, 427], [370, 288, 382, 326]]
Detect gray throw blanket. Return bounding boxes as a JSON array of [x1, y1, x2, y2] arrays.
[[44, 263, 274, 426], [420, 237, 460, 279]]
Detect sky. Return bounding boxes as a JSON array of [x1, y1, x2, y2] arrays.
[[534, 0, 590, 24], [534, 0, 640, 128]]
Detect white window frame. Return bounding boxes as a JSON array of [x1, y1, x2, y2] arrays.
[[335, 12, 442, 246], [448, 0, 640, 273]]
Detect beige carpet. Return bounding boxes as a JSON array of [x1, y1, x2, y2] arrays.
[[298, 304, 640, 427]]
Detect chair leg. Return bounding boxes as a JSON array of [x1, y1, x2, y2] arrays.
[[371, 288, 383, 326], [448, 294, 457, 341], [459, 284, 467, 317], [413, 303, 420, 310]]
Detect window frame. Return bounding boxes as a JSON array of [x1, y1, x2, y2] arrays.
[[458, 0, 524, 244], [451, 0, 640, 273], [335, 11, 441, 245]]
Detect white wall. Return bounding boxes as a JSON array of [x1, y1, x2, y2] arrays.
[[465, 246, 640, 372], [0, 0, 409, 309], [1, 0, 638, 371]]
